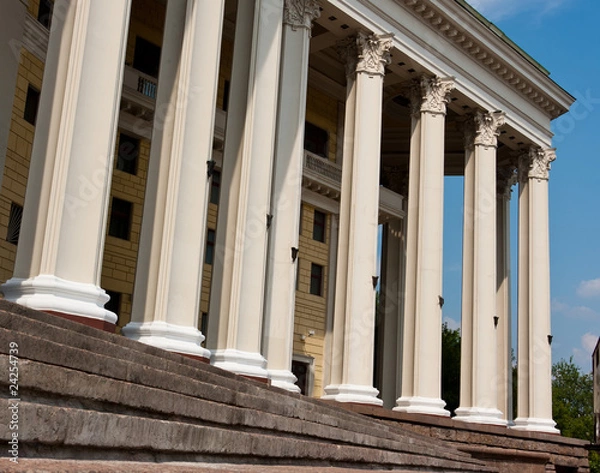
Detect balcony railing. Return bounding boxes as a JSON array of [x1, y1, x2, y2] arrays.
[[137, 75, 157, 99]]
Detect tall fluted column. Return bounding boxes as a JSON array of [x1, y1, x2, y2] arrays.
[[122, 0, 225, 360], [207, 0, 283, 380], [2, 0, 131, 330], [513, 147, 559, 433], [455, 110, 506, 425], [263, 0, 320, 392], [322, 32, 393, 406], [395, 76, 454, 416], [496, 166, 516, 422]]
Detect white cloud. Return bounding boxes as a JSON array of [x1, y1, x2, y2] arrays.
[[443, 316, 461, 331], [577, 278, 600, 298], [551, 299, 600, 320], [466, 0, 571, 22], [572, 332, 599, 370]]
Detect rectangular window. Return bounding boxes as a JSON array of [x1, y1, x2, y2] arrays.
[[210, 170, 221, 205], [116, 132, 139, 175], [223, 80, 230, 112], [24, 85, 40, 126], [108, 198, 133, 240], [310, 263, 323, 296], [6, 203, 23, 245], [304, 121, 329, 158], [312, 210, 326, 242], [205, 229, 216, 265], [37, 0, 53, 29], [133, 36, 161, 78], [200, 312, 208, 338], [105, 290, 122, 319], [292, 359, 310, 395]]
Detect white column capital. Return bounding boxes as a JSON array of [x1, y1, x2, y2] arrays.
[[419, 76, 455, 115], [283, 0, 320, 30], [497, 166, 517, 199], [519, 146, 556, 182], [474, 110, 505, 147], [337, 32, 394, 77]]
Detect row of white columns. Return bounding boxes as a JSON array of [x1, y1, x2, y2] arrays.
[[1, 0, 557, 433]]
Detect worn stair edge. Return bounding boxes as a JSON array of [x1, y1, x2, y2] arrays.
[[0, 401, 498, 472], [0, 357, 473, 464]]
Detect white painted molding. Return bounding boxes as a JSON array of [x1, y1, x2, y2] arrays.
[[512, 417, 560, 434], [394, 396, 451, 417], [122, 321, 211, 359], [454, 407, 509, 426], [211, 349, 269, 379], [322, 384, 384, 406], [268, 369, 302, 393], [1, 275, 116, 324]]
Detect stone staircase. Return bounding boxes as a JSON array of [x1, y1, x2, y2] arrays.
[[0, 301, 497, 472]]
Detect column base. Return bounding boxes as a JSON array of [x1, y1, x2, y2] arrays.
[[512, 417, 560, 434], [1, 275, 117, 325], [122, 321, 211, 360], [321, 384, 383, 406], [211, 349, 269, 380], [454, 407, 508, 426], [268, 369, 301, 393], [393, 396, 450, 417]]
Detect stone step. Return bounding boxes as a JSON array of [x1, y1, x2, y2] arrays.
[[0, 302, 496, 471]]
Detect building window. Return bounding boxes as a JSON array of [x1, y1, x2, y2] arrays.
[[205, 229, 216, 265], [116, 132, 139, 175], [37, 0, 53, 29], [133, 36, 161, 78], [210, 170, 221, 205], [310, 263, 323, 296], [312, 210, 326, 242], [223, 80, 230, 112], [304, 122, 329, 158], [105, 290, 122, 319], [108, 198, 132, 240], [292, 359, 310, 394], [200, 312, 208, 338], [24, 85, 40, 126], [6, 203, 23, 245]]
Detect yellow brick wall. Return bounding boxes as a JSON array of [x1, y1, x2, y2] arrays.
[[0, 48, 44, 282], [294, 204, 331, 397], [125, 0, 166, 67], [200, 202, 219, 317], [305, 87, 339, 162], [101, 133, 150, 332]]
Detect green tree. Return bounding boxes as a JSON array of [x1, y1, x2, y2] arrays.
[[441, 322, 461, 416], [551, 358, 598, 473], [552, 357, 594, 441]]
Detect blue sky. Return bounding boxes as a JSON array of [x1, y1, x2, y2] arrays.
[[442, 0, 600, 372]]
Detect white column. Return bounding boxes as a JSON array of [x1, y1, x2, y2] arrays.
[[1, 0, 131, 330], [207, 0, 283, 380], [496, 167, 516, 422], [455, 110, 506, 425], [122, 0, 225, 360], [395, 76, 454, 416], [378, 218, 406, 409], [263, 0, 320, 392], [322, 32, 393, 406], [513, 147, 559, 433]]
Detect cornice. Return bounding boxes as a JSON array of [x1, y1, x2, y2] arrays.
[[397, 0, 574, 119]]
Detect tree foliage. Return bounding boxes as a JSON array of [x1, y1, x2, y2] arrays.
[[441, 322, 461, 416], [552, 357, 594, 441]]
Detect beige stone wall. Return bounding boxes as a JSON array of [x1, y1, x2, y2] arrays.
[[294, 204, 332, 398], [100, 132, 150, 332], [0, 47, 44, 283], [305, 87, 339, 162]]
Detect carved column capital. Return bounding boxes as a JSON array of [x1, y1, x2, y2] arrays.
[[338, 32, 393, 77], [529, 147, 556, 181], [419, 76, 455, 115], [283, 0, 320, 31], [473, 110, 505, 147]]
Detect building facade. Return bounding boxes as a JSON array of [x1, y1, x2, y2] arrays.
[[0, 0, 574, 433]]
